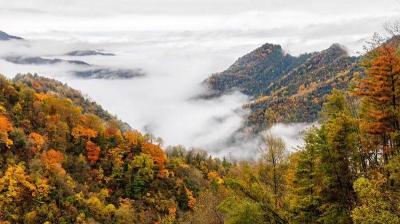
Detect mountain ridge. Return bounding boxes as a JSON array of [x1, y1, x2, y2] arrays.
[[204, 42, 359, 130]]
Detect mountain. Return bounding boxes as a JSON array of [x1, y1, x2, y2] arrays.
[[4, 56, 90, 66], [0, 30, 23, 41], [73, 68, 145, 79], [206, 43, 312, 97], [204, 43, 360, 131], [4, 56, 145, 79], [65, 50, 115, 56]]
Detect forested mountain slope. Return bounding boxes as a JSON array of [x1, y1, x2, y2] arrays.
[[13, 74, 131, 131], [0, 74, 234, 223], [205, 43, 360, 130], [206, 43, 312, 97]]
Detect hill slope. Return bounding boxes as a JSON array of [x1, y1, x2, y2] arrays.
[[205, 43, 360, 130], [0, 74, 235, 223]]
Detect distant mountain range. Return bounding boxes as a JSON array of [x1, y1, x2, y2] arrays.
[[65, 50, 115, 56], [4, 55, 144, 79], [0, 30, 145, 79], [4, 56, 90, 66], [73, 68, 145, 79], [204, 43, 361, 131]]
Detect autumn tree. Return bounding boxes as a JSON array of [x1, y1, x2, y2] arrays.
[[351, 177, 400, 224], [86, 141, 101, 164], [40, 149, 66, 176], [124, 130, 143, 153], [218, 197, 265, 224], [0, 164, 50, 222], [0, 115, 13, 148], [355, 45, 400, 162], [259, 132, 287, 208], [45, 115, 70, 151], [114, 198, 136, 224], [187, 189, 225, 224], [72, 125, 97, 141], [28, 132, 45, 154], [142, 142, 167, 171]]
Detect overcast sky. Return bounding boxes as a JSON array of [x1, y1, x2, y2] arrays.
[[0, 0, 399, 54]]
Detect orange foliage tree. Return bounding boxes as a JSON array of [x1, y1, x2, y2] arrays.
[[0, 115, 13, 148], [355, 45, 400, 159], [185, 187, 196, 209], [86, 141, 101, 164], [41, 149, 66, 176], [355, 46, 400, 134], [28, 132, 45, 154], [141, 142, 166, 171], [124, 130, 143, 147]]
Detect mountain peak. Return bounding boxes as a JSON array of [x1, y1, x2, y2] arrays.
[[205, 42, 311, 96], [232, 42, 284, 68], [325, 43, 348, 56], [0, 31, 23, 41], [258, 43, 282, 51]]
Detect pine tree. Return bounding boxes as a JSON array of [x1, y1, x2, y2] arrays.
[[318, 90, 358, 224], [289, 129, 322, 224]]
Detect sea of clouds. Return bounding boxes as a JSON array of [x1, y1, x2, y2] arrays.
[[0, 36, 317, 159], [0, 0, 396, 159]]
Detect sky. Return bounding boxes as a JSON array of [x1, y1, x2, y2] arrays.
[[0, 0, 398, 159], [1, 0, 399, 54]]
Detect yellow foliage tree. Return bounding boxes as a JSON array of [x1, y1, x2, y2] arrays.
[[72, 125, 97, 141], [0, 164, 50, 222], [207, 171, 224, 185]]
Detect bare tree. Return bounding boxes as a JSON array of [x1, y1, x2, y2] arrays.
[[259, 132, 287, 207], [384, 19, 400, 36]]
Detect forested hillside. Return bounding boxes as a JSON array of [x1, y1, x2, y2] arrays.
[[205, 43, 359, 130], [205, 43, 312, 97], [0, 74, 233, 223]]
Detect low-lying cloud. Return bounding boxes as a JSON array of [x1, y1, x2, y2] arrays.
[[0, 35, 317, 159]]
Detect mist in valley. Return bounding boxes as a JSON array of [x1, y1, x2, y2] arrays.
[[0, 0, 397, 159]]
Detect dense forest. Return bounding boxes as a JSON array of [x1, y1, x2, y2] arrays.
[[1, 33, 400, 223]]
